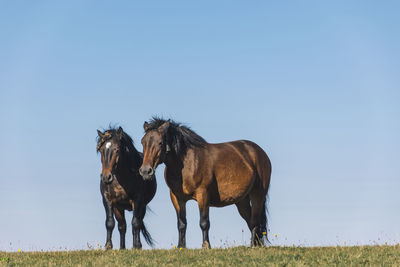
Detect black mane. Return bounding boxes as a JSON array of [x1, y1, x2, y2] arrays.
[[146, 117, 207, 158]]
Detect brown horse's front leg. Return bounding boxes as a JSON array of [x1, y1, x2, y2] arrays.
[[170, 191, 187, 248], [197, 190, 211, 249]]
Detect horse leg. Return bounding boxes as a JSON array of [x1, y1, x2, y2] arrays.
[[260, 201, 268, 242], [235, 196, 252, 232], [197, 190, 211, 249], [114, 208, 126, 250], [102, 197, 115, 250], [249, 192, 265, 247], [170, 191, 187, 248], [131, 200, 144, 249]]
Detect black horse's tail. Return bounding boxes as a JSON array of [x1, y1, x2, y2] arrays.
[[141, 221, 154, 247]]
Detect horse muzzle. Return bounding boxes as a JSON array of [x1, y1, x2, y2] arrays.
[[139, 165, 154, 180]]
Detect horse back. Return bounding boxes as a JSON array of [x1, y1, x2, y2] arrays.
[[211, 140, 271, 189]]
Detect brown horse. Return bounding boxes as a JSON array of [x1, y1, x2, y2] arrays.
[[97, 127, 157, 249], [139, 118, 271, 248]]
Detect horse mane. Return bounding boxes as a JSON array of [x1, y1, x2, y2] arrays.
[[97, 126, 142, 166], [146, 117, 207, 158]]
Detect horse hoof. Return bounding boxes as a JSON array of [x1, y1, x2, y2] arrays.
[[105, 243, 113, 250], [202, 241, 211, 249]]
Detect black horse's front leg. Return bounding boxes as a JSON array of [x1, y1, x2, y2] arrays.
[[114, 208, 126, 250], [131, 200, 144, 249], [102, 197, 115, 250]]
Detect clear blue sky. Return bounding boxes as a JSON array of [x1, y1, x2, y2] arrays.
[[0, 1, 399, 251]]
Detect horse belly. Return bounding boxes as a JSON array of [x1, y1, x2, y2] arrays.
[[209, 166, 255, 206], [115, 201, 133, 211], [104, 183, 131, 208]]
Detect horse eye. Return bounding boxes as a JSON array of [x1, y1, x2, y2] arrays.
[[159, 142, 163, 147]]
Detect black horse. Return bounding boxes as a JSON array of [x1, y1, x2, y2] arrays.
[[97, 127, 157, 249]]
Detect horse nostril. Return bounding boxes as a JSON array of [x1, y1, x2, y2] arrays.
[[102, 173, 113, 184], [147, 167, 153, 175]]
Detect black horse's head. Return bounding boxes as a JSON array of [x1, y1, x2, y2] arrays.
[[97, 127, 125, 184]]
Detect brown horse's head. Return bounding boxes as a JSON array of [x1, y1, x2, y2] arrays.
[[139, 120, 170, 180], [97, 127, 124, 184]]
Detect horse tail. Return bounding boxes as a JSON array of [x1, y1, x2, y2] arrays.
[[141, 221, 154, 247]]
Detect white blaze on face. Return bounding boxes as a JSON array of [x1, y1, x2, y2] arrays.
[[105, 142, 112, 149]]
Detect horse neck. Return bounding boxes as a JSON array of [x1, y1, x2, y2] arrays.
[[164, 148, 186, 174], [116, 150, 141, 177]]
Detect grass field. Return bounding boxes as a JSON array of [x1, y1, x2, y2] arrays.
[[1, 245, 399, 266]]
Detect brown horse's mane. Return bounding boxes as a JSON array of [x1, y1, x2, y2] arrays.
[[146, 117, 207, 158]]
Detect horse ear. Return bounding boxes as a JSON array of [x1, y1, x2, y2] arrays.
[[117, 127, 123, 139], [158, 119, 170, 134], [97, 130, 104, 138], [143, 121, 150, 132]]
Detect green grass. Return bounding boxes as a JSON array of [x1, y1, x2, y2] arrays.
[[1, 246, 399, 266]]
